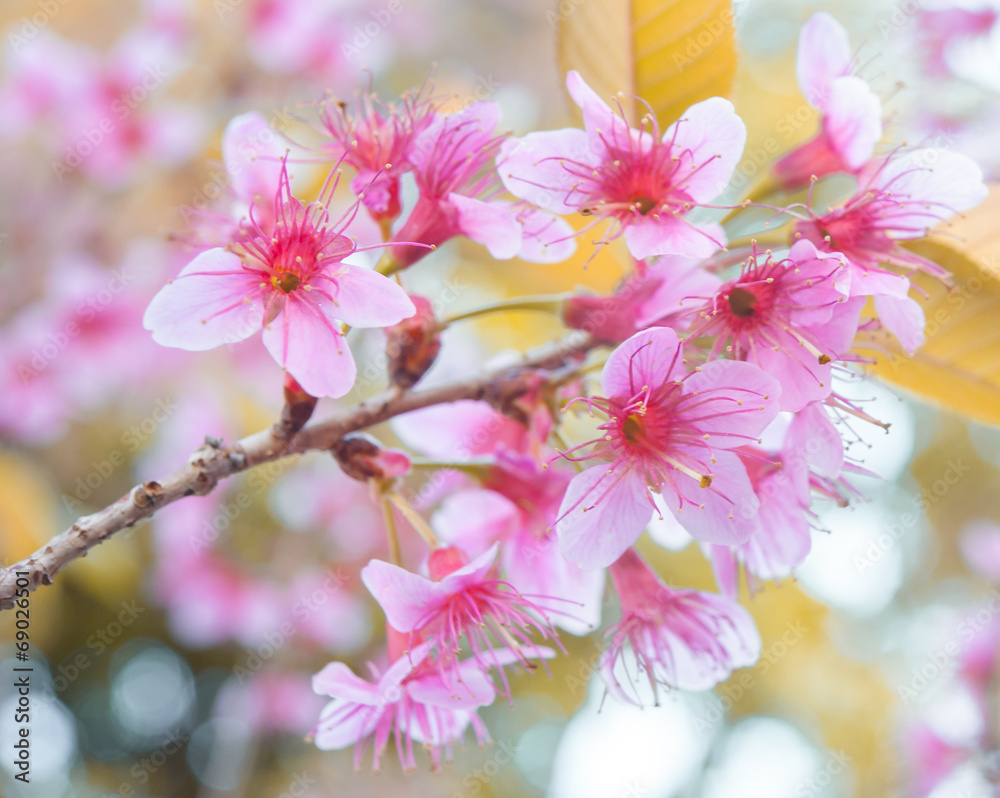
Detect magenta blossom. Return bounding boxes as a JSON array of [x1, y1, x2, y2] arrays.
[[773, 12, 883, 191], [318, 84, 434, 224], [600, 548, 760, 705], [556, 327, 781, 570], [143, 163, 415, 398], [360, 543, 560, 696], [311, 637, 493, 772], [389, 101, 522, 267], [433, 449, 605, 635], [795, 147, 988, 352], [499, 70, 746, 260], [681, 239, 864, 411]]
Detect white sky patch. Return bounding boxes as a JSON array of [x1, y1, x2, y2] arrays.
[[796, 502, 905, 618], [547, 678, 715, 798], [702, 717, 836, 798]]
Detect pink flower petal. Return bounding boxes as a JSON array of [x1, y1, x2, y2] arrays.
[[796, 12, 853, 108], [407, 662, 496, 708], [874, 148, 988, 237], [823, 77, 882, 170], [449, 194, 522, 260], [502, 529, 605, 635], [753, 329, 832, 412], [600, 326, 684, 397], [516, 206, 578, 263], [874, 293, 926, 354], [679, 361, 781, 447], [328, 265, 416, 328], [261, 297, 357, 398], [662, 449, 757, 546], [499, 128, 594, 214], [312, 662, 379, 704], [312, 698, 374, 750], [665, 97, 747, 204], [222, 111, 284, 205], [558, 465, 653, 570], [143, 248, 262, 351], [433, 489, 520, 555], [623, 216, 724, 260], [566, 70, 633, 154], [360, 559, 443, 632]]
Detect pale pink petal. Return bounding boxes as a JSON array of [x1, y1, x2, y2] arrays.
[[502, 530, 605, 635], [360, 560, 443, 632], [499, 128, 595, 213], [708, 544, 740, 599], [679, 361, 781, 446], [788, 403, 844, 480], [663, 449, 758, 546], [449, 194, 522, 260], [638, 258, 723, 326], [328, 265, 415, 328], [392, 400, 526, 459], [312, 698, 373, 750], [647, 493, 694, 551], [668, 594, 761, 691], [874, 293, 926, 353], [823, 77, 882, 170], [516, 206, 578, 262], [874, 148, 988, 236], [408, 662, 496, 708], [665, 97, 747, 203], [558, 465, 653, 570], [753, 329, 831, 412], [261, 297, 356, 398], [566, 70, 633, 153], [143, 248, 262, 351], [624, 215, 724, 260], [432, 489, 520, 555], [840, 264, 910, 298], [312, 662, 379, 704], [812, 295, 864, 354], [743, 485, 812, 580], [222, 111, 284, 205], [600, 326, 684, 397], [796, 12, 853, 108], [438, 542, 500, 593]]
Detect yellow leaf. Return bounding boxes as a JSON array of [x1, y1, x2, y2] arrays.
[[855, 186, 1000, 426], [557, 0, 738, 126]]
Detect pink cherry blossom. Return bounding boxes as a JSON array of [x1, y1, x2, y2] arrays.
[[318, 83, 434, 224], [556, 327, 781, 569], [311, 637, 494, 772], [499, 70, 746, 260], [773, 12, 883, 190], [389, 101, 522, 267], [600, 548, 760, 704], [360, 543, 560, 695], [795, 147, 988, 353], [705, 446, 812, 598], [562, 257, 721, 345], [680, 239, 864, 411], [703, 402, 848, 597], [143, 162, 416, 398], [433, 449, 605, 635]]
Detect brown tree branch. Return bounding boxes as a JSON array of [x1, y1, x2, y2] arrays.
[[0, 334, 595, 609]]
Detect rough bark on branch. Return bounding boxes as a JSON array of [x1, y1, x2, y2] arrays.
[[0, 334, 594, 610]]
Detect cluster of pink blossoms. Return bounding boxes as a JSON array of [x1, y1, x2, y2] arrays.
[[137, 11, 989, 774]]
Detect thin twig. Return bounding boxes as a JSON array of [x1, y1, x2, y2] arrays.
[[0, 333, 596, 609]]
